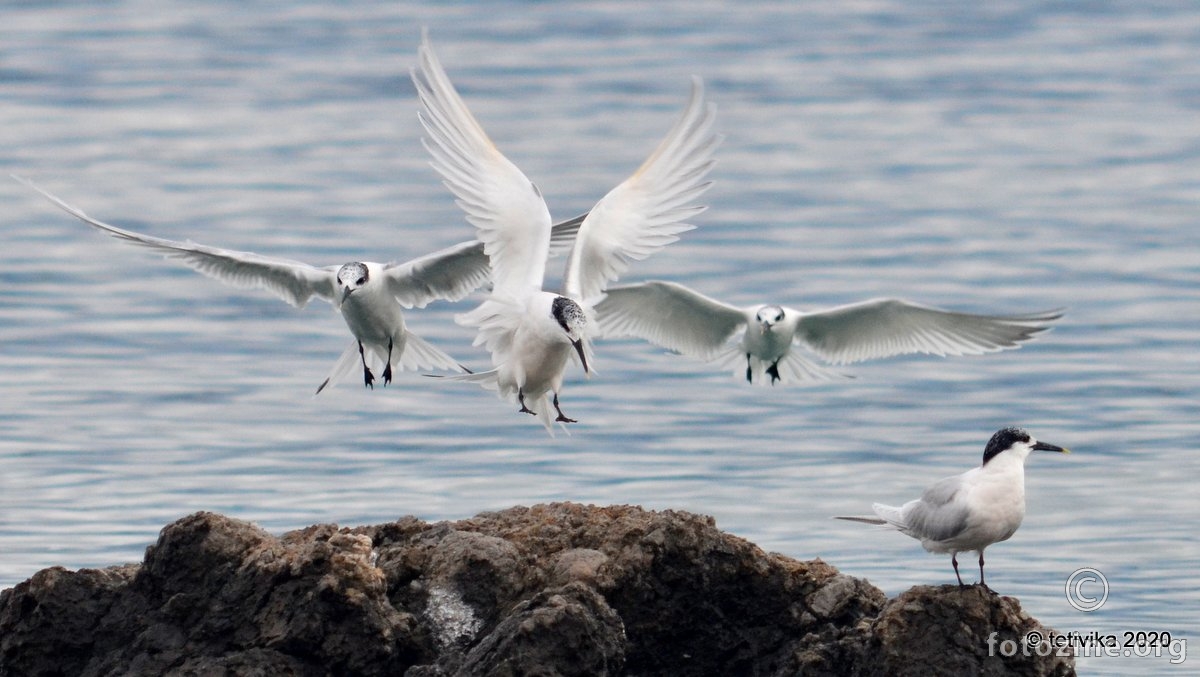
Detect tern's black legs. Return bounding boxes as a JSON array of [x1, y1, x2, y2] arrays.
[[358, 339, 395, 389], [516, 390, 577, 424], [553, 393, 576, 423], [952, 553, 965, 587], [978, 552, 987, 589], [382, 337, 394, 386], [518, 390, 537, 416], [358, 341, 375, 389], [746, 354, 783, 385]]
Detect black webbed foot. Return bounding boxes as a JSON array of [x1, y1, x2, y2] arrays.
[[766, 361, 782, 385], [382, 338, 394, 386], [358, 341, 375, 389], [552, 394, 576, 423], [518, 390, 537, 416]]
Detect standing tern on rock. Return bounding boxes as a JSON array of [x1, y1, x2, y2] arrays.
[[836, 427, 1069, 587], [15, 175, 586, 393], [412, 32, 720, 432], [594, 280, 1064, 384]]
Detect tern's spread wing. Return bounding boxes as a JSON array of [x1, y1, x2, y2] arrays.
[[17, 176, 337, 307], [562, 77, 720, 303], [382, 240, 491, 309], [359, 208, 589, 308], [593, 280, 745, 360], [413, 32, 552, 299], [793, 299, 1064, 365], [548, 211, 587, 257]]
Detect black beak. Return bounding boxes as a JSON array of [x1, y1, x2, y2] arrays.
[[1033, 441, 1070, 454], [572, 338, 589, 374]]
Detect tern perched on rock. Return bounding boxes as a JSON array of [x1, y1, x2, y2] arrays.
[[837, 427, 1070, 587], [15, 175, 584, 393], [412, 32, 720, 432], [595, 280, 1063, 384]]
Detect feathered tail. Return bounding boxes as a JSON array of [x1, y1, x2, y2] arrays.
[[834, 503, 905, 529], [315, 332, 466, 394], [438, 369, 567, 437]]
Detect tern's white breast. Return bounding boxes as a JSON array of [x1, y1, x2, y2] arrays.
[[340, 287, 405, 345]]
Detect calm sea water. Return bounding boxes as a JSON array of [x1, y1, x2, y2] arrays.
[[2, 2, 1198, 674]]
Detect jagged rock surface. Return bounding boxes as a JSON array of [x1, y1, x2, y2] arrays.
[[0, 504, 1074, 676]]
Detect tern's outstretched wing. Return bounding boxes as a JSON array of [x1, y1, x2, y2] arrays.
[[17, 176, 338, 308], [382, 240, 492, 309], [412, 31, 552, 299], [548, 211, 587, 257], [593, 280, 745, 360], [381, 209, 587, 309], [563, 76, 720, 303], [793, 299, 1064, 365]]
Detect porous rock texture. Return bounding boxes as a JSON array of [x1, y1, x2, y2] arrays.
[[0, 503, 1073, 676]]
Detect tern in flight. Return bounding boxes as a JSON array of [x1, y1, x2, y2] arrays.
[[412, 32, 720, 431], [16, 175, 584, 393], [595, 280, 1063, 385], [837, 427, 1069, 587]]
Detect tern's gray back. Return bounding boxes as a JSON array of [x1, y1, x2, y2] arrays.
[[905, 476, 969, 543]]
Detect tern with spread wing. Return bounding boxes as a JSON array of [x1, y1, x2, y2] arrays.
[[16, 175, 585, 393], [595, 280, 1063, 385], [412, 32, 720, 432], [836, 427, 1069, 587]]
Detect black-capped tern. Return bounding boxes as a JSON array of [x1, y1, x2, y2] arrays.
[[837, 427, 1070, 587]]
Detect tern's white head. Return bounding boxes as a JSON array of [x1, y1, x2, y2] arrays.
[[552, 296, 590, 374], [755, 305, 785, 334], [982, 427, 1070, 466], [336, 262, 370, 304]]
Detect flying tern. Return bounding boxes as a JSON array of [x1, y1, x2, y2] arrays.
[[837, 427, 1069, 587], [15, 175, 585, 393], [412, 32, 720, 432], [594, 280, 1063, 384]]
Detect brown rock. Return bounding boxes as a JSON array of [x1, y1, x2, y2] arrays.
[[0, 503, 1074, 676]]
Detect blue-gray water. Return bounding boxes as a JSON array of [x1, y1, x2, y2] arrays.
[[2, 2, 1198, 673]]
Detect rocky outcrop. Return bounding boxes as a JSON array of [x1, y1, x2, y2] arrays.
[[0, 504, 1073, 676]]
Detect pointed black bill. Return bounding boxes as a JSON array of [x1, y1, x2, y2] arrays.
[[1033, 441, 1069, 454], [572, 339, 589, 374]]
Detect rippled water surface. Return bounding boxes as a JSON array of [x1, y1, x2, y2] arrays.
[[2, 2, 1198, 674]]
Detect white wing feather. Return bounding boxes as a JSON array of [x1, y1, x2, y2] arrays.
[[563, 76, 720, 302], [17, 176, 338, 308], [382, 240, 492, 309], [548, 211, 587, 257], [412, 32, 552, 299], [793, 299, 1064, 365], [593, 280, 745, 359]]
